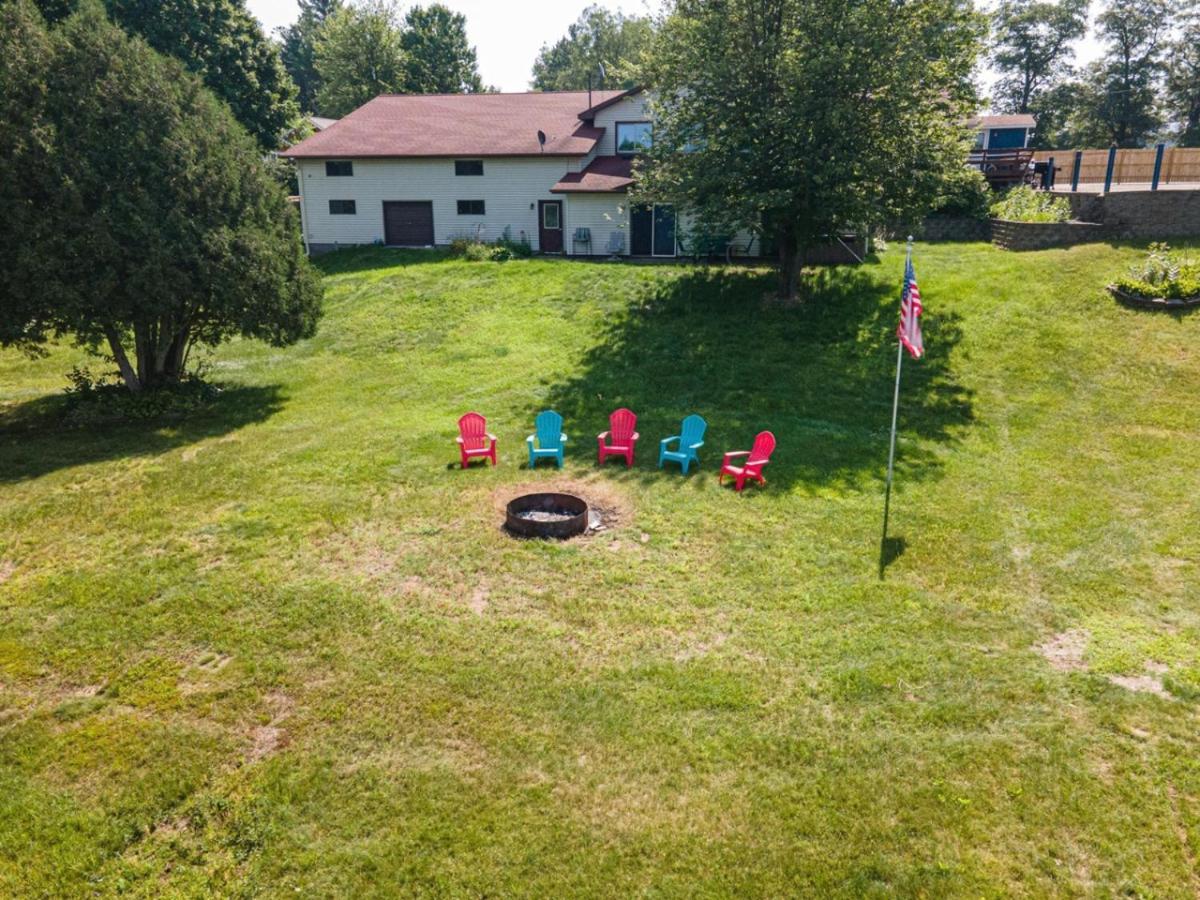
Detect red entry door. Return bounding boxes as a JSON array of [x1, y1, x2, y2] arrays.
[[538, 200, 563, 253]]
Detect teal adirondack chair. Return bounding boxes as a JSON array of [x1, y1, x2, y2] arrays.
[[659, 414, 707, 473], [527, 410, 568, 468]]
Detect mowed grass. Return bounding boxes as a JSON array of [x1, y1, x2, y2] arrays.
[[2, 241, 1200, 896]]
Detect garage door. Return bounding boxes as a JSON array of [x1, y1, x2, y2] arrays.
[[383, 201, 434, 246]]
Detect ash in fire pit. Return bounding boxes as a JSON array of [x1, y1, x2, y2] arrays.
[[505, 492, 589, 539]]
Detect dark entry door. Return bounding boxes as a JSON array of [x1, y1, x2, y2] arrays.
[[630, 204, 653, 255], [538, 200, 563, 253], [383, 201, 434, 246], [652, 204, 677, 256]]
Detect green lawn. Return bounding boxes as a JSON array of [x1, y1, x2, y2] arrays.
[[3, 241, 1200, 896]]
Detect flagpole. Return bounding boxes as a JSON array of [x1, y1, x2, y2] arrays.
[[880, 236, 913, 576]]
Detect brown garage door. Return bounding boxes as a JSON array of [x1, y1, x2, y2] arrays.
[[383, 201, 434, 246]]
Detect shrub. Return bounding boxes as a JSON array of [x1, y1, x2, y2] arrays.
[[930, 166, 993, 219], [989, 186, 1071, 223], [448, 230, 532, 262], [1112, 243, 1200, 299], [61, 370, 222, 427]]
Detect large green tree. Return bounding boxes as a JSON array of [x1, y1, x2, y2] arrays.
[[401, 3, 483, 93], [314, 0, 406, 117], [27, 0, 300, 149], [0, 0, 322, 392], [639, 0, 984, 301], [989, 0, 1089, 147], [278, 0, 343, 113], [1164, 10, 1200, 145], [530, 4, 653, 91], [1067, 0, 1172, 147]]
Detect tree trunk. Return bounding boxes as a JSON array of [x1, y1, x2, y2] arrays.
[[104, 326, 141, 393], [777, 230, 802, 303], [126, 318, 190, 391]]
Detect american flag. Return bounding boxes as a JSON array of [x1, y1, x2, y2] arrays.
[[897, 252, 924, 359]]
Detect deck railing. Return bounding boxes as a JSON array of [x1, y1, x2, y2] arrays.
[[1031, 146, 1200, 191]]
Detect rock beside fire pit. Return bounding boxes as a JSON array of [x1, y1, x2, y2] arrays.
[[505, 492, 589, 539]]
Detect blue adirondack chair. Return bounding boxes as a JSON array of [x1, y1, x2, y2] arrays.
[[659, 414, 707, 473], [527, 410, 568, 468]]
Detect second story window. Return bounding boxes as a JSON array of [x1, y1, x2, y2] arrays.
[[455, 160, 484, 176], [325, 160, 353, 177], [616, 122, 652, 155]]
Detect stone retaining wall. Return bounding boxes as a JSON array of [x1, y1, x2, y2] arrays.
[[919, 216, 992, 242], [1057, 189, 1200, 238], [990, 219, 1108, 250]]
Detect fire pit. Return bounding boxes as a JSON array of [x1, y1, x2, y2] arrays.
[[505, 492, 589, 539]]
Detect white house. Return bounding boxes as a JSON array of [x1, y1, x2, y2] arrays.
[[967, 113, 1036, 151], [282, 88, 751, 259]]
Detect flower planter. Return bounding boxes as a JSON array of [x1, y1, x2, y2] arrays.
[[1107, 285, 1200, 310]]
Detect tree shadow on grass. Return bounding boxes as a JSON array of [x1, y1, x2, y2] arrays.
[[543, 266, 974, 492], [0, 384, 284, 484], [311, 246, 455, 276]]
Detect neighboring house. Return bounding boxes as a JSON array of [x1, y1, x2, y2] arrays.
[[282, 88, 747, 258], [310, 116, 339, 132], [968, 114, 1036, 151]]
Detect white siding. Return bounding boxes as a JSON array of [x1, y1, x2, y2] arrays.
[[298, 157, 579, 251], [591, 93, 652, 156], [567, 194, 630, 255]]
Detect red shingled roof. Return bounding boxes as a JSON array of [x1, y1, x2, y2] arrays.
[[281, 91, 624, 158], [551, 155, 635, 193]]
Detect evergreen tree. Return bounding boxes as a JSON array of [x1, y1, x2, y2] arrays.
[[0, 0, 322, 392], [27, 0, 301, 150], [278, 0, 343, 113], [401, 3, 483, 94]]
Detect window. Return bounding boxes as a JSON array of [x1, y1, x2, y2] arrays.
[[615, 122, 652, 155], [457, 200, 485, 215], [455, 160, 484, 176], [329, 200, 356, 215], [325, 160, 353, 177], [542, 202, 560, 229]]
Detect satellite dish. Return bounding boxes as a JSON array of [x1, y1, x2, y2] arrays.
[[537, 130, 547, 152]]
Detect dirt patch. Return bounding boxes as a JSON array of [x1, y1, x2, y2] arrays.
[[246, 690, 294, 763], [468, 585, 489, 615], [491, 477, 632, 537], [1107, 674, 1169, 698], [0, 560, 15, 584], [1037, 630, 1088, 672], [674, 631, 729, 663]]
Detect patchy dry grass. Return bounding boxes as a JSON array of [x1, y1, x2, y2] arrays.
[[3, 242, 1200, 895]]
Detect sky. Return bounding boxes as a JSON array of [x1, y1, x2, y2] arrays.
[[245, 0, 1107, 106], [246, 0, 656, 93]]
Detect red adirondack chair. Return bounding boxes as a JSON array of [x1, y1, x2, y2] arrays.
[[456, 412, 497, 468], [719, 431, 776, 492], [597, 407, 639, 467]]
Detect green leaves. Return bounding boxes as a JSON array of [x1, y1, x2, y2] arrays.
[[639, 0, 984, 296], [530, 4, 654, 91], [0, 2, 322, 391]]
